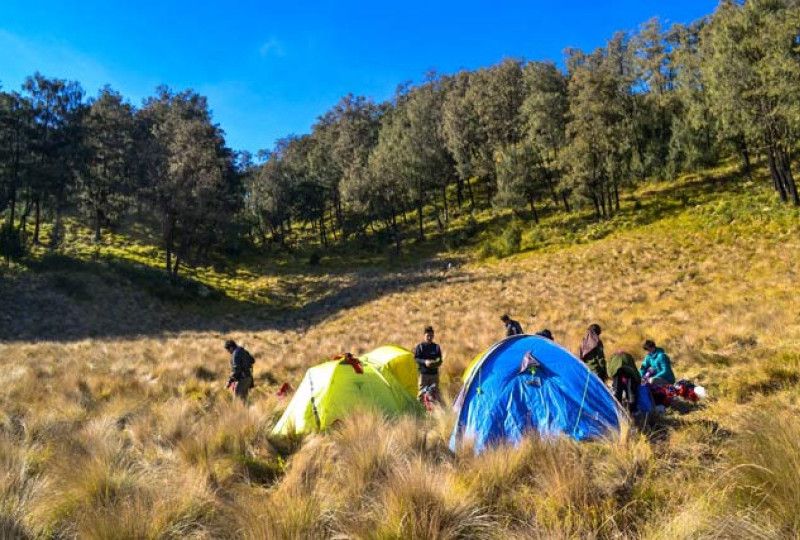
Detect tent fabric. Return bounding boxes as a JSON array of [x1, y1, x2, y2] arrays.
[[450, 335, 626, 454], [271, 357, 420, 437], [359, 345, 418, 398]]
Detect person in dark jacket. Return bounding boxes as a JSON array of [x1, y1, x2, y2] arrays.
[[224, 340, 255, 403], [414, 326, 443, 400], [578, 324, 608, 382], [536, 329, 554, 341], [608, 351, 641, 414], [500, 314, 524, 337]]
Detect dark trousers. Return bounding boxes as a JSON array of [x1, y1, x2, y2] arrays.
[[612, 375, 638, 414], [234, 376, 253, 403], [418, 373, 439, 398]]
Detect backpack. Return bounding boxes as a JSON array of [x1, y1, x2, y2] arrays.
[[243, 349, 255, 371]]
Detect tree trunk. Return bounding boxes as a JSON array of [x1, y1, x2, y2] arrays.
[[417, 197, 424, 240], [777, 147, 799, 206], [94, 208, 102, 242], [466, 177, 476, 210], [614, 181, 620, 212], [766, 148, 788, 203], [739, 135, 751, 179], [172, 255, 181, 279], [529, 195, 539, 224], [591, 193, 601, 220], [442, 186, 449, 223], [33, 197, 41, 245], [455, 178, 463, 209]]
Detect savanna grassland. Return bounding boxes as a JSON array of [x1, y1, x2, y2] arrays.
[[1, 164, 800, 539]]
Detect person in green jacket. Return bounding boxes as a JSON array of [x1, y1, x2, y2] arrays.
[[608, 351, 641, 414], [640, 340, 675, 387], [578, 324, 608, 382]]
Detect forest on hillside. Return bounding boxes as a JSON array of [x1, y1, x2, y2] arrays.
[[1, 0, 799, 275]]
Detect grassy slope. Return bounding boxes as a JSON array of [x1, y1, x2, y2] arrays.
[[1, 162, 800, 537]]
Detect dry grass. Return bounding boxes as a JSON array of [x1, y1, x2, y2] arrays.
[[1, 168, 800, 537]]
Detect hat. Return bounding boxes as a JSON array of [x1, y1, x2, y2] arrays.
[[643, 339, 656, 350]]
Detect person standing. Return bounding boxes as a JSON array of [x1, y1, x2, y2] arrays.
[[640, 339, 675, 387], [500, 314, 524, 337], [414, 326, 443, 400], [608, 351, 641, 414], [224, 340, 255, 403], [578, 324, 608, 382]]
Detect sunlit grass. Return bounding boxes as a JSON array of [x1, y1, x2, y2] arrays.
[[1, 163, 800, 536]]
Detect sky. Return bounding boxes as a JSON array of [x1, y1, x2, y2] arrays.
[[1, 1, 719, 154]]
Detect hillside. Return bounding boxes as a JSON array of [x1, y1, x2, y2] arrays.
[[1, 164, 800, 538]]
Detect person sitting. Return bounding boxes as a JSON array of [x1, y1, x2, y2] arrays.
[[500, 314, 524, 337], [608, 351, 641, 414], [640, 339, 675, 387], [578, 324, 608, 382]]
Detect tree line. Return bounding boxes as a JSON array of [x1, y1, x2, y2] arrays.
[[1, 0, 798, 274]]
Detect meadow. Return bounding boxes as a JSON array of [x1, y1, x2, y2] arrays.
[[1, 163, 800, 538]]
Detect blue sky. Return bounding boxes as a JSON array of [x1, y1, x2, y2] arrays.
[[1, 1, 718, 153]]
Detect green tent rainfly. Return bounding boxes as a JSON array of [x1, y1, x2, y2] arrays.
[[271, 345, 421, 437]]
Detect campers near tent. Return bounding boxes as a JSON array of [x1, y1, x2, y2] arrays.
[[271, 346, 420, 437], [450, 334, 625, 454]]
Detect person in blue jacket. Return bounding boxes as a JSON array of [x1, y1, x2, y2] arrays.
[[640, 339, 675, 387]]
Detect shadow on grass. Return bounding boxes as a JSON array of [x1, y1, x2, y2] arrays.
[[0, 251, 502, 342], [0, 167, 747, 343]]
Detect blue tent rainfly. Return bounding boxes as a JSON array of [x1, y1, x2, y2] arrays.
[[450, 334, 626, 454]]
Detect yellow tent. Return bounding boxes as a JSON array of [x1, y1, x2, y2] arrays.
[[359, 344, 418, 398], [271, 356, 421, 437]]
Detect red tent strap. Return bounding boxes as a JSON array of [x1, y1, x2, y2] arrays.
[[339, 355, 363, 374]]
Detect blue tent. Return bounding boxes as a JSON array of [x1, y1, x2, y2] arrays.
[[450, 335, 625, 454]]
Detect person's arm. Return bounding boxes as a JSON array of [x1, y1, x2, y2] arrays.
[[651, 352, 670, 380], [639, 356, 651, 377], [414, 344, 428, 369], [230, 349, 244, 382], [431, 345, 442, 366]]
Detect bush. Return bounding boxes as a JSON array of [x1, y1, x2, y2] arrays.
[[0, 223, 24, 260], [478, 220, 523, 259]]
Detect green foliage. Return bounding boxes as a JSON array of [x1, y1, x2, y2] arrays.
[[480, 219, 523, 258], [0, 222, 24, 260]]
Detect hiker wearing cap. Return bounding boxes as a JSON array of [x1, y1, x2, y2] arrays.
[[608, 351, 641, 414], [224, 340, 255, 403], [414, 326, 443, 400], [640, 340, 675, 387], [578, 324, 608, 382], [501, 314, 524, 337]]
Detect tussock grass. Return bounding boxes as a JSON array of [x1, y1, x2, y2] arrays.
[[1, 165, 800, 536]]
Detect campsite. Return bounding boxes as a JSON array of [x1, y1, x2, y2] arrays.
[[2, 0, 800, 537]]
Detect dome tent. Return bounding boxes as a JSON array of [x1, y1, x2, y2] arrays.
[[271, 347, 421, 437], [450, 334, 625, 454], [360, 344, 418, 399]]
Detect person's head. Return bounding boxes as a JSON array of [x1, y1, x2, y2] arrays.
[[500, 314, 511, 323], [589, 324, 602, 335], [224, 340, 237, 353], [643, 339, 656, 353], [537, 329, 553, 340], [424, 326, 435, 342]]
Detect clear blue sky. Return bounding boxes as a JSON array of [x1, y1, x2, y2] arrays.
[[1, 1, 718, 153]]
